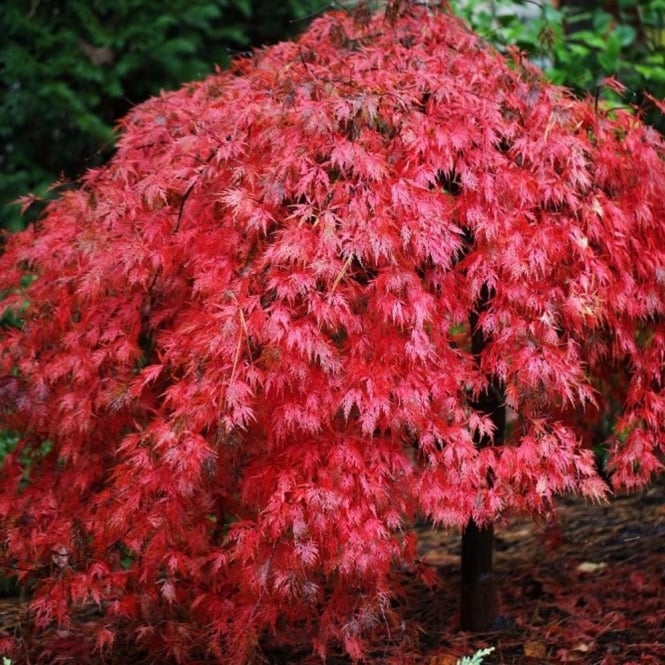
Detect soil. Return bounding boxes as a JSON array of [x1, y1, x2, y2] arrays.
[[1, 479, 663, 664]]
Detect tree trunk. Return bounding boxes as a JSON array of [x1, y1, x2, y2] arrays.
[[460, 291, 506, 631], [461, 520, 497, 631]]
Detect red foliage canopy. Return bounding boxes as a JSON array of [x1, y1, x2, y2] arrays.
[[1, 3, 664, 661]]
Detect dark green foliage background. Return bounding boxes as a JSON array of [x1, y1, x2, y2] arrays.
[[0, 0, 328, 231], [454, 0, 664, 130]]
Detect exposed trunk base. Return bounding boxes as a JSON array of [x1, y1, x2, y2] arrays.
[[460, 519, 497, 631]]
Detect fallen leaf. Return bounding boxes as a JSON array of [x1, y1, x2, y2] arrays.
[[577, 561, 607, 573], [428, 656, 458, 665], [629, 571, 646, 590], [572, 641, 593, 653], [523, 640, 547, 658]]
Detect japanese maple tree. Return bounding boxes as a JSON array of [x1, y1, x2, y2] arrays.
[[1, 1, 664, 662]]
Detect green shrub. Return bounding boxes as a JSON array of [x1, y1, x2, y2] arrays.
[[454, 0, 664, 129]]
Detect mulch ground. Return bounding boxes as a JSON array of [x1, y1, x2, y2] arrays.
[[402, 478, 665, 665], [2, 478, 663, 664]]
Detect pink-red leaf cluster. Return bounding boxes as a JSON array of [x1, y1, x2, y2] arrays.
[[1, 3, 664, 662]]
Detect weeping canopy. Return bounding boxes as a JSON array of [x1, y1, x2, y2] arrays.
[[1, 2, 664, 662]]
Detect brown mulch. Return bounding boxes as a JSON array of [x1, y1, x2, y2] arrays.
[[403, 479, 665, 665], [1, 480, 663, 664]]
